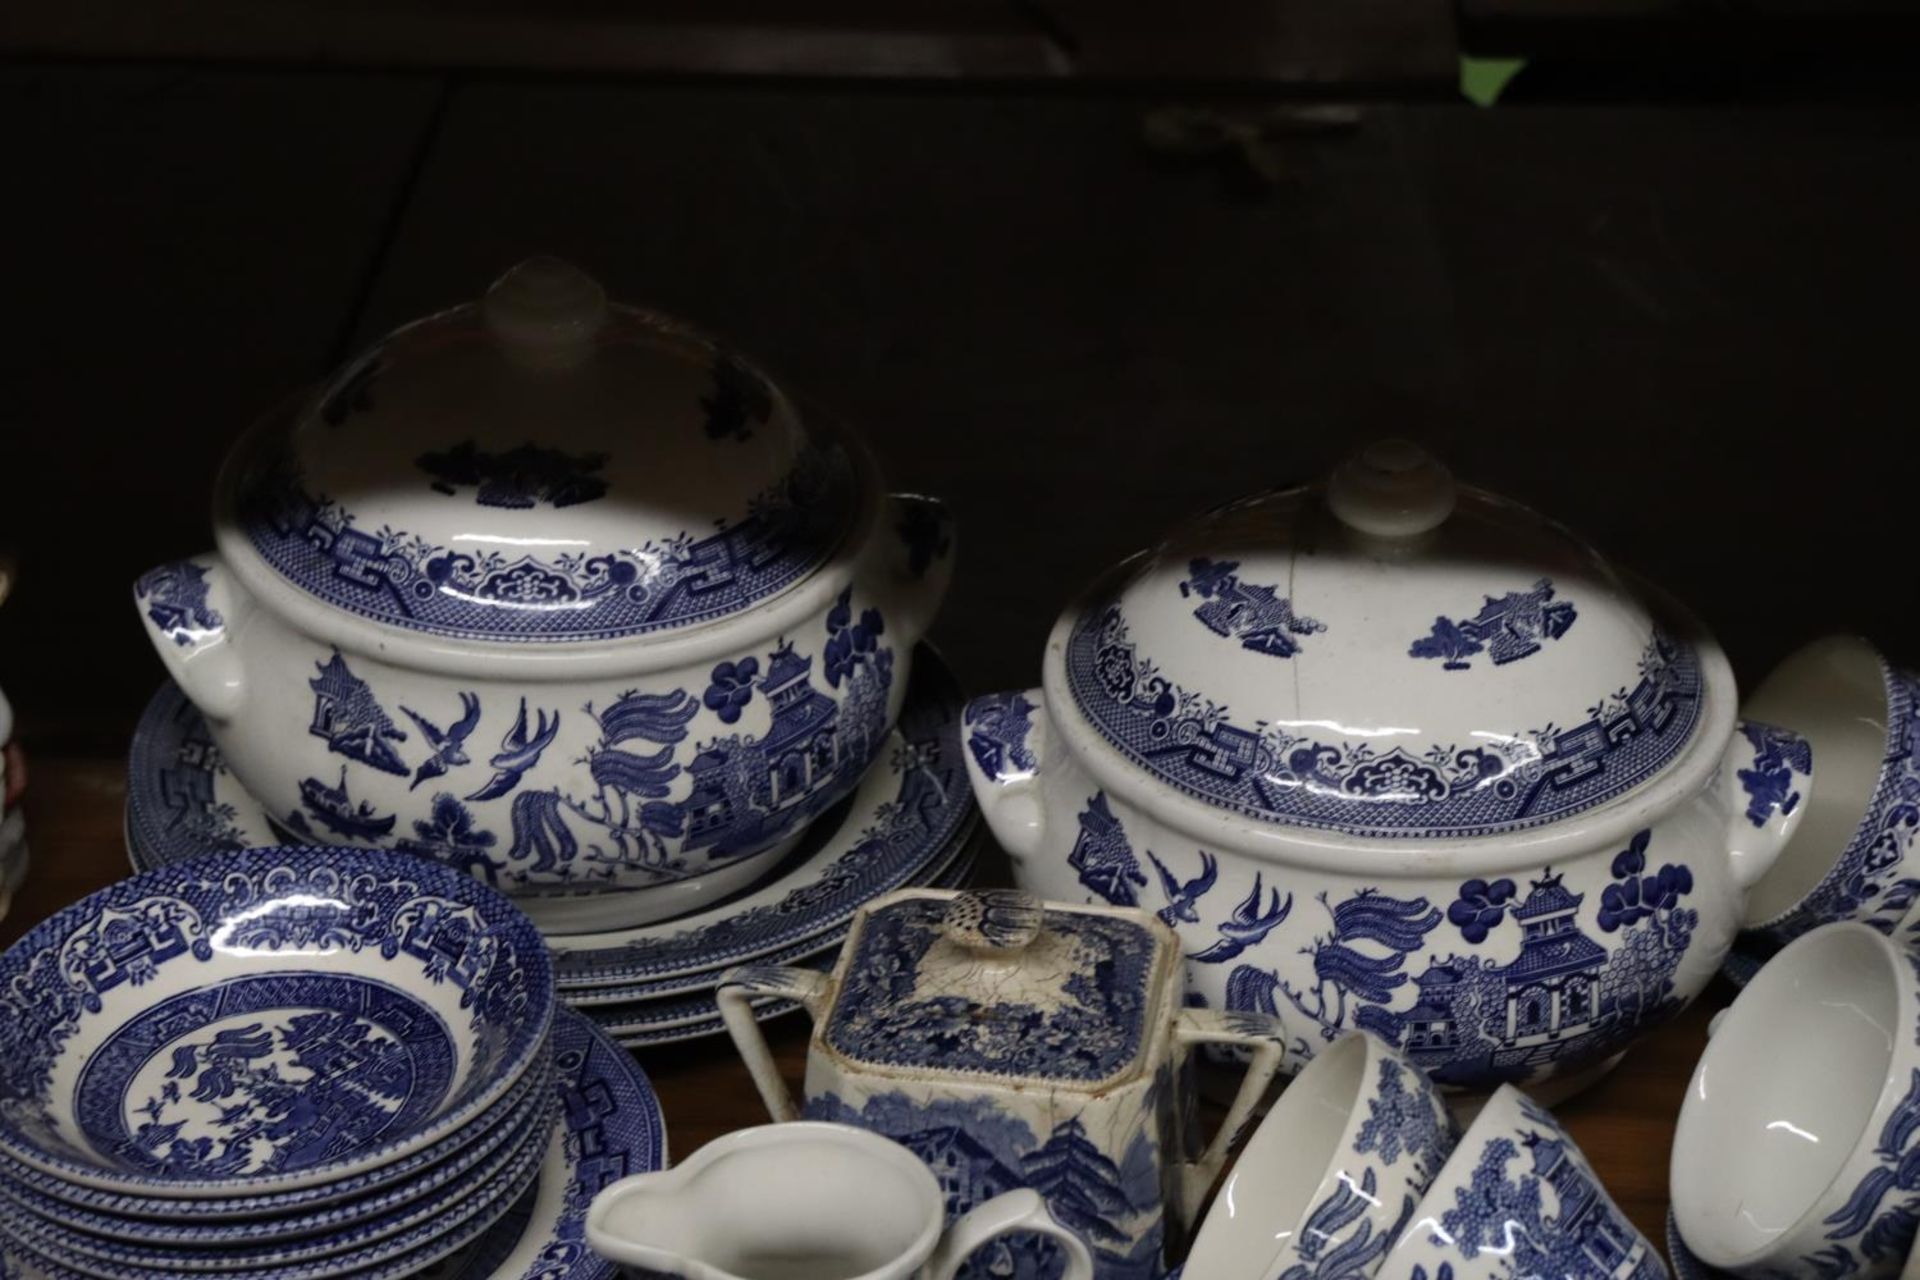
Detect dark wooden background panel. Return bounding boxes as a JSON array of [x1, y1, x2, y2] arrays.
[[0, 65, 445, 748]]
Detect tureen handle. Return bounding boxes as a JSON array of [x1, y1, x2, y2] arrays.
[[1718, 719, 1816, 892], [1169, 1008, 1290, 1228], [131, 553, 250, 724], [960, 689, 1054, 862], [928, 1189, 1096, 1280], [872, 494, 956, 650], [716, 964, 837, 1123]]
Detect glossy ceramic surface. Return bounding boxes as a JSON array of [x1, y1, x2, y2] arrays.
[[1183, 1031, 1455, 1280], [133, 262, 954, 930], [0, 1037, 552, 1220], [1739, 636, 1920, 943], [586, 1122, 1094, 1280], [1672, 923, 1920, 1278], [0, 847, 553, 1197], [966, 441, 1823, 1093], [420, 1005, 668, 1280], [0, 1096, 551, 1275], [0, 1057, 554, 1242], [721, 889, 1288, 1280], [1389, 1084, 1666, 1280]]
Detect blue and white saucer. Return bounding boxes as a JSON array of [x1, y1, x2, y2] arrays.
[[1719, 935, 1777, 990], [126, 644, 975, 994]]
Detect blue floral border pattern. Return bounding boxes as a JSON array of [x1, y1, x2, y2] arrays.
[[824, 898, 1158, 1084], [233, 441, 858, 643], [1761, 664, 1920, 942], [1064, 603, 1704, 838], [0, 850, 550, 1186]]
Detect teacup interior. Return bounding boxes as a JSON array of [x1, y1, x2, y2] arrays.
[[1740, 636, 1891, 925], [1671, 925, 1899, 1267], [598, 1132, 934, 1279], [1185, 1032, 1368, 1274]]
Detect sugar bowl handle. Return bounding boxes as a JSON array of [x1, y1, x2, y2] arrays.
[[716, 964, 836, 1123], [1170, 1008, 1289, 1227]]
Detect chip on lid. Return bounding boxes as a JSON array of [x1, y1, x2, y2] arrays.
[[220, 257, 863, 645], [1059, 439, 1708, 840], [821, 889, 1180, 1089]]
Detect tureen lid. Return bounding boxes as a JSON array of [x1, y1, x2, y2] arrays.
[[1057, 440, 1709, 841], [821, 889, 1179, 1089], [221, 258, 863, 645]]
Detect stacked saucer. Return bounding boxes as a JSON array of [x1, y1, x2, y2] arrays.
[[0, 845, 662, 1280], [126, 647, 979, 1049]]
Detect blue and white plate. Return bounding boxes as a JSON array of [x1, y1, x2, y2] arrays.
[[562, 817, 978, 1008], [0, 1038, 552, 1221], [0, 1096, 549, 1276], [127, 645, 975, 992], [423, 1004, 667, 1280], [0, 847, 554, 1198], [0, 1059, 555, 1244], [1719, 935, 1776, 990]]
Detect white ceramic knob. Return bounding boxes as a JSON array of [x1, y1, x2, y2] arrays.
[[483, 256, 610, 367], [1326, 438, 1456, 540]]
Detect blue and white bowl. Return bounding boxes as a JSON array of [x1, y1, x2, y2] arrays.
[[0, 1034, 551, 1220], [0, 846, 554, 1198]]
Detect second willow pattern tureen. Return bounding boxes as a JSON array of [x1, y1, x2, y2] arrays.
[[963, 440, 1814, 1096], [133, 259, 953, 933]]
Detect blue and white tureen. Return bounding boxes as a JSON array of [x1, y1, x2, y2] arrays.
[[133, 258, 954, 934], [963, 439, 1817, 1097]]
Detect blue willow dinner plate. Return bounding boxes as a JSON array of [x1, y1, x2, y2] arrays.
[[126, 644, 974, 990]]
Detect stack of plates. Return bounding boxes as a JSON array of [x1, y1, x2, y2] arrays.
[[0, 846, 664, 1280], [125, 647, 980, 1049]]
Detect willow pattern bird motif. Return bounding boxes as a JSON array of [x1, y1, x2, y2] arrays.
[[1189, 872, 1293, 964], [1149, 849, 1219, 924], [466, 699, 562, 802], [401, 692, 482, 790]]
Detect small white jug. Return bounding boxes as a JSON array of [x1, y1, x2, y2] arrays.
[[586, 1122, 1095, 1280]]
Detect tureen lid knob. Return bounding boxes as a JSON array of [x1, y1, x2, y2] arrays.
[[940, 889, 1044, 953], [1326, 438, 1457, 540], [482, 256, 610, 367]]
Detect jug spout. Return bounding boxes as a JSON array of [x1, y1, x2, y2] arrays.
[[960, 688, 1056, 862], [132, 554, 249, 724], [1718, 719, 1815, 892]]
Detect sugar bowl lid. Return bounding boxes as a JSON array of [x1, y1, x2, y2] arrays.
[[221, 258, 863, 645], [822, 889, 1180, 1089], [1058, 440, 1710, 841]]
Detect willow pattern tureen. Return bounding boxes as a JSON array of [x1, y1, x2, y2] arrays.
[[963, 439, 1813, 1096], [134, 258, 953, 933]]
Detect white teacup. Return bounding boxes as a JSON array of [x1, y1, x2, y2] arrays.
[[1673, 922, 1920, 1278], [1741, 635, 1919, 943], [1388, 1084, 1662, 1280], [586, 1122, 1095, 1280], [1184, 1031, 1455, 1280]]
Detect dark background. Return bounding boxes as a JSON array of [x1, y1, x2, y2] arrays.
[[2, 1, 1917, 754]]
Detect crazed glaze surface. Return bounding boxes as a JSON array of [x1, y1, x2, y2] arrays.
[[720, 890, 1288, 1280]]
